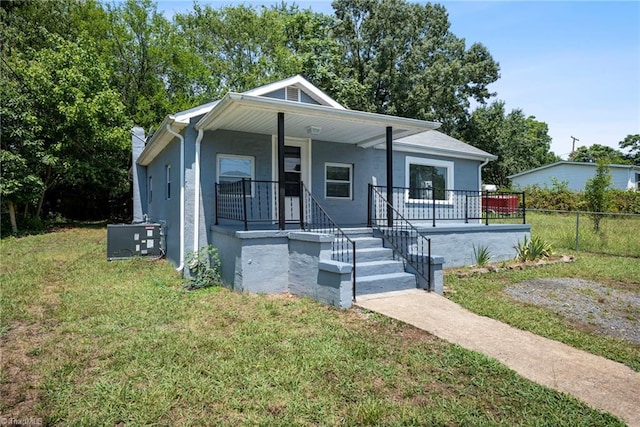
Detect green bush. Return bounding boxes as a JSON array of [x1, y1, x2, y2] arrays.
[[523, 179, 583, 211], [184, 245, 222, 289], [608, 189, 640, 214], [514, 235, 553, 262], [523, 185, 638, 214]]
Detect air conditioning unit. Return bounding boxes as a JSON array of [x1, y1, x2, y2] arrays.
[[107, 223, 164, 260]]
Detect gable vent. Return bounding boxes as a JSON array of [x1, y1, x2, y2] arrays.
[[286, 86, 300, 102]]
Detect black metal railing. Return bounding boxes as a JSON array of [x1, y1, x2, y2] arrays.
[[216, 179, 305, 230], [369, 185, 525, 227], [369, 185, 432, 291], [300, 183, 357, 302]]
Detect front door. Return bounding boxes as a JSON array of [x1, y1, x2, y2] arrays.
[[273, 137, 311, 223], [284, 145, 302, 221]]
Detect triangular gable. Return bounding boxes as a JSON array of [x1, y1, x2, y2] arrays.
[[243, 75, 346, 110]]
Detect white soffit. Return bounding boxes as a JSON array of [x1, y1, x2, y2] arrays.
[[195, 93, 439, 146]]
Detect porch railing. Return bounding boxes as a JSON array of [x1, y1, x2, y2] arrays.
[[215, 179, 357, 301], [369, 185, 432, 290], [368, 185, 526, 227], [300, 183, 357, 302], [215, 179, 302, 230]]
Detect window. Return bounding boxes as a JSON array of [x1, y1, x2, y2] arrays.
[[405, 157, 454, 202], [325, 163, 352, 199], [148, 176, 153, 203], [217, 154, 255, 195], [165, 164, 171, 200]]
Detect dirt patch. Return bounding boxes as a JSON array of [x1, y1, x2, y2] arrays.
[[505, 278, 640, 344], [0, 322, 45, 417]]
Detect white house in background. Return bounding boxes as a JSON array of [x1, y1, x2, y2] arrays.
[[509, 161, 640, 192]]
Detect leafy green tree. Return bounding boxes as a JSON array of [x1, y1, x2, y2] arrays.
[[106, 0, 188, 129], [174, 3, 345, 100], [459, 101, 558, 187], [1, 34, 130, 226], [570, 144, 629, 164], [619, 134, 639, 165], [584, 160, 612, 231], [331, 0, 500, 132]]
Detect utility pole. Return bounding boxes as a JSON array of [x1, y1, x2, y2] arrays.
[[570, 136, 579, 158]]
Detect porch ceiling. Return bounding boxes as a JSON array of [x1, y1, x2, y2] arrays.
[[195, 93, 440, 147]]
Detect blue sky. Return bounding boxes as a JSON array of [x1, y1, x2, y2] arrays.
[[156, 0, 640, 159]]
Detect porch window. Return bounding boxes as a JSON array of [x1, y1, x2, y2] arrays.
[[405, 157, 454, 202], [217, 154, 255, 195], [325, 163, 352, 199]]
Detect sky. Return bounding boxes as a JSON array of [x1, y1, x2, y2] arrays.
[[155, 0, 640, 159]]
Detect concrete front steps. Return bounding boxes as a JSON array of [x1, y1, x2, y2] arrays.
[[333, 228, 418, 296]]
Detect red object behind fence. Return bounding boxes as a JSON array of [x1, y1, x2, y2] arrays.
[[482, 195, 519, 214]]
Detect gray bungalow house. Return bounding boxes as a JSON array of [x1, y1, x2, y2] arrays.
[[132, 75, 529, 307]]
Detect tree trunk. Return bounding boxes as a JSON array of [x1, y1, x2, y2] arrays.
[[8, 201, 18, 234]]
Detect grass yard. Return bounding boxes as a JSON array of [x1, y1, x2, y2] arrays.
[[0, 227, 627, 425], [525, 211, 640, 257], [446, 253, 640, 372]]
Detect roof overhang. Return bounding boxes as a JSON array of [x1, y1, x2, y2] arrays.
[[195, 92, 440, 147], [137, 115, 190, 166], [380, 140, 498, 161]]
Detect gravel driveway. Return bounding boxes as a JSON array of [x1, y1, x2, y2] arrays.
[[505, 278, 640, 344]]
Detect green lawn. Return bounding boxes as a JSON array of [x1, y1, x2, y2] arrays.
[[525, 210, 640, 257], [0, 227, 626, 425]]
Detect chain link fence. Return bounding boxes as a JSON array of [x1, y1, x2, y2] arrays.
[[526, 209, 640, 257]]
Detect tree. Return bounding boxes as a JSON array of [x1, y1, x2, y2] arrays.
[[106, 0, 189, 130], [619, 134, 640, 165], [570, 144, 629, 164], [584, 160, 612, 232], [331, 0, 500, 132], [458, 101, 558, 187], [1, 33, 130, 228], [174, 4, 345, 101]]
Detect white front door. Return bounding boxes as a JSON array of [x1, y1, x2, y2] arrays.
[[272, 137, 311, 222]]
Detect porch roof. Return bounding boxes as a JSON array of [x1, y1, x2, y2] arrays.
[[194, 92, 440, 147]]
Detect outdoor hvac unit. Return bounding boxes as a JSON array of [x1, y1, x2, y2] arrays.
[[107, 223, 164, 260]]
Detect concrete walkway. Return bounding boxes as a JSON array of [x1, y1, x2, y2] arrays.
[[356, 289, 640, 427]]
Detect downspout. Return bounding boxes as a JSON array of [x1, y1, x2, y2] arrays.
[[478, 158, 490, 191], [193, 129, 204, 253], [166, 124, 185, 274]]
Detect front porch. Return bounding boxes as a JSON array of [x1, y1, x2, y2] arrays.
[[210, 181, 530, 308]]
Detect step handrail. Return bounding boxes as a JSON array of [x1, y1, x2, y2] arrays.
[[369, 184, 432, 290], [300, 183, 357, 302]]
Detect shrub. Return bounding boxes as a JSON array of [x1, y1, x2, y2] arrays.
[[514, 235, 553, 262], [472, 245, 492, 266], [184, 245, 222, 289], [584, 161, 612, 231]]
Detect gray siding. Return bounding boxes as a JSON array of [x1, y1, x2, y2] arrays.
[[199, 129, 273, 238], [512, 164, 637, 191], [146, 138, 182, 265], [141, 126, 484, 266], [310, 141, 482, 225]]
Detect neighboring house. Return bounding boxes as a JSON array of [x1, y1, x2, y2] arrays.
[[132, 75, 530, 308], [509, 161, 640, 192]]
